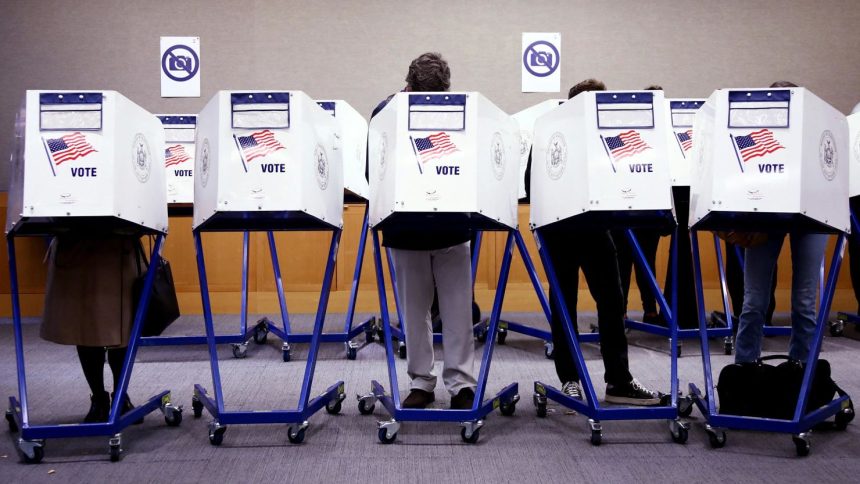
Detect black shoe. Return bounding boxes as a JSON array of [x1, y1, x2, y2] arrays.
[[84, 391, 110, 423], [450, 388, 475, 410], [605, 378, 665, 406], [402, 389, 435, 409], [642, 312, 667, 327], [112, 392, 144, 425]]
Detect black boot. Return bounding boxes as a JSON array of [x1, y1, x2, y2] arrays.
[[112, 392, 144, 425], [84, 391, 110, 423]]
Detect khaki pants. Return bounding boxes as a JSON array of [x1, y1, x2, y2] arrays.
[[390, 242, 477, 395]]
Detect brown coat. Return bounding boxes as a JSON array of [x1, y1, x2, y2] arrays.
[[40, 235, 141, 347]]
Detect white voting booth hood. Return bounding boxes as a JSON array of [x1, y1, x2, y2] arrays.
[[316, 99, 369, 200], [530, 90, 674, 230], [849, 112, 860, 198], [512, 98, 564, 198], [6, 90, 167, 235], [689, 87, 848, 232], [368, 92, 519, 231], [158, 114, 196, 204], [193, 90, 343, 231], [664, 99, 705, 186]]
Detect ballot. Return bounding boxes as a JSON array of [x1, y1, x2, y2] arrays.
[[530, 90, 674, 230], [368, 92, 519, 231], [689, 87, 848, 232], [193, 90, 343, 230], [6, 90, 167, 235]]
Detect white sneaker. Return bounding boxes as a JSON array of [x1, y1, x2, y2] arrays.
[[561, 381, 583, 415]]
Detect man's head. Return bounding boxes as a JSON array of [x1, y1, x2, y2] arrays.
[[770, 81, 798, 88], [644, 85, 663, 91], [568, 78, 606, 99], [405, 52, 451, 92]]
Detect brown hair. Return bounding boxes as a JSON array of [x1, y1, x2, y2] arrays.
[[770, 81, 798, 88], [405, 52, 451, 92], [568, 78, 606, 99], [644, 85, 663, 91]]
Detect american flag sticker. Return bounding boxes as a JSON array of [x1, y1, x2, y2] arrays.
[[730, 128, 785, 172], [164, 144, 191, 167], [600, 130, 651, 172], [677, 130, 694, 152], [410, 132, 458, 173], [41, 132, 98, 177], [233, 129, 286, 172]]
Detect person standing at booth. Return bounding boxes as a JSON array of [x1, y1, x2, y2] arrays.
[[733, 81, 829, 364], [40, 235, 144, 423], [370, 52, 478, 409], [525, 78, 666, 406]]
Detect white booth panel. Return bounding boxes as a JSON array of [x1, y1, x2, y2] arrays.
[[368, 92, 518, 230], [193, 90, 343, 231], [849, 112, 860, 198], [531, 90, 674, 230], [664, 99, 705, 186], [7, 90, 167, 235], [316, 100, 369, 200], [158, 114, 196, 204], [512, 99, 564, 198], [689, 87, 848, 233]]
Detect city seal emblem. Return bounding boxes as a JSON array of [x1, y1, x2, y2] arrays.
[[491, 132, 506, 180], [546, 132, 567, 180], [131, 133, 151, 183], [819, 130, 837, 181], [315, 144, 329, 190], [199, 138, 210, 188]]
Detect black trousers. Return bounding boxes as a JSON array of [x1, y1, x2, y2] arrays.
[[663, 186, 700, 328], [612, 228, 661, 315], [543, 229, 632, 386], [849, 197, 860, 314]]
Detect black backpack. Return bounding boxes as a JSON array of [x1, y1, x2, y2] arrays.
[[717, 355, 852, 421]]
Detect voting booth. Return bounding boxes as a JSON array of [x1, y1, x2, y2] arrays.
[[4, 90, 180, 463], [158, 114, 196, 204], [512, 99, 564, 198], [689, 87, 849, 232], [530, 90, 674, 230], [193, 90, 343, 231], [849, 112, 860, 198], [664, 99, 705, 186], [7, 90, 167, 235], [358, 92, 520, 444], [190, 90, 347, 447], [686, 88, 853, 456], [316, 99, 369, 200]]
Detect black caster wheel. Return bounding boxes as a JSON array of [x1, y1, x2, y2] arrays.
[[192, 398, 204, 419], [708, 429, 727, 448], [288, 426, 307, 444], [497, 329, 508, 345], [20, 445, 44, 464], [164, 409, 183, 427], [109, 445, 122, 462], [358, 399, 375, 415], [326, 399, 343, 415], [460, 427, 480, 444], [590, 429, 602, 446], [544, 343, 554, 360], [724, 341, 734, 355], [830, 320, 845, 337], [253, 327, 268, 344], [346, 346, 358, 360], [6, 411, 18, 433], [678, 397, 694, 418], [365, 329, 376, 343], [536, 402, 547, 418], [232, 344, 247, 359], [676, 343, 682, 358], [378, 427, 397, 444], [835, 405, 854, 431], [398, 343, 407, 359], [671, 426, 688, 444], [500, 402, 516, 417], [793, 435, 810, 457], [283, 348, 291, 362], [475, 326, 487, 343], [209, 426, 226, 446]]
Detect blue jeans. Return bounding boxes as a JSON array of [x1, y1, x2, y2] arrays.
[[734, 233, 828, 363]]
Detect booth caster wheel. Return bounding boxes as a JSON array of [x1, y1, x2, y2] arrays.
[[365, 321, 377, 343], [326, 394, 345, 415], [678, 396, 694, 418], [208, 422, 226, 446], [460, 420, 483, 444], [674, 341, 682, 357], [497, 327, 508, 345], [346, 343, 358, 360], [357, 394, 377, 415], [500, 394, 520, 417], [282, 344, 292, 362], [588, 419, 602, 446], [288, 422, 309, 444], [724, 337, 734, 355], [829, 319, 845, 337], [163, 404, 183, 427], [192, 396, 204, 418], [231, 343, 248, 359], [398, 342, 407, 359], [475, 326, 487, 343], [6, 409, 18, 433], [378, 420, 400, 444], [835, 404, 854, 430], [706, 425, 726, 448], [533, 393, 548, 418], [544, 342, 554, 359], [669, 420, 689, 444], [792, 433, 811, 457], [17, 439, 45, 464], [108, 434, 122, 462]]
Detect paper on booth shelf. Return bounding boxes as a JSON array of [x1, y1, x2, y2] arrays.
[[689, 87, 849, 233], [7, 90, 167, 235]]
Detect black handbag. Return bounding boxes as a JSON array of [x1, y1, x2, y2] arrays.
[[133, 239, 180, 337]]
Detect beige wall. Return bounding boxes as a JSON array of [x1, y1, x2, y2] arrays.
[[1, 0, 859, 187]]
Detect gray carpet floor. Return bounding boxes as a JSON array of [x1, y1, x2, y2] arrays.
[[2, 312, 860, 483]]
